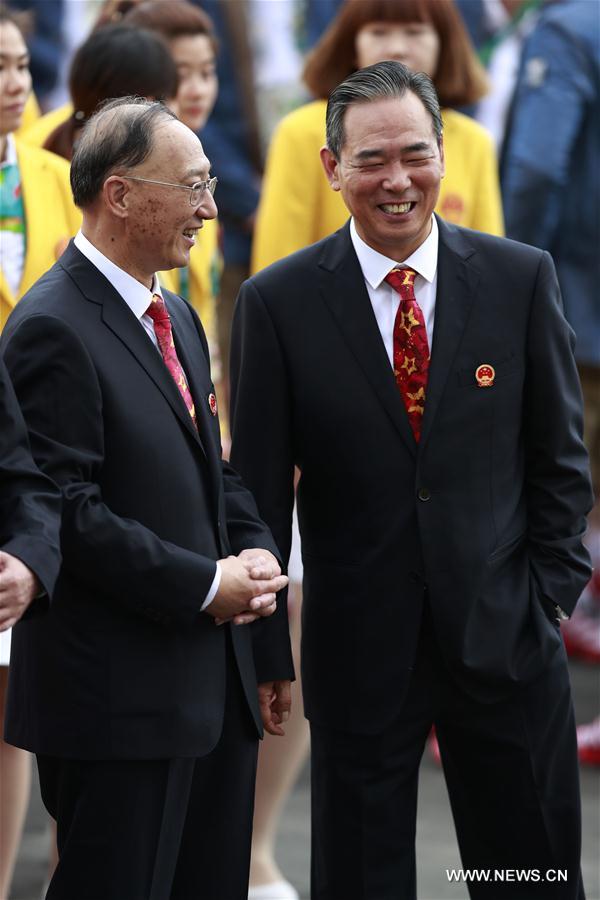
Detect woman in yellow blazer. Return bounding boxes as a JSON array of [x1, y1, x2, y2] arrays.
[[252, 0, 504, 274], [0, 16, 79, 331]]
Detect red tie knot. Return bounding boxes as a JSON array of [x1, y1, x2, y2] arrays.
[[385, 267, 417, 300], [145, 293, 170, 324]]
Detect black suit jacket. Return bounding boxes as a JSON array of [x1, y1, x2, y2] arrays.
[[0, 357, 61, 606], [230, 217, 593, 734], [1, 241, 293, 759]]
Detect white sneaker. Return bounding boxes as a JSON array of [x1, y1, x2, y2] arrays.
[[248, 880, 300, 900]]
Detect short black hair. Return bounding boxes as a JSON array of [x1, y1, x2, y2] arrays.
[[70, 96, 177, 208], [326, 60, 443, 159]]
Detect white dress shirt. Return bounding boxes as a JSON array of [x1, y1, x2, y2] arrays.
[[349, 216, 439, 366], [73, 230, 221, 609]]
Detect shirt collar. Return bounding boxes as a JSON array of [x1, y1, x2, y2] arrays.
[[350, 215, 438, 290], [73, 230, 162, 320], [1, 134, 18, 167]]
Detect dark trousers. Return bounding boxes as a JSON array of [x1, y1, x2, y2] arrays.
[[310, 608, 584, 900], [37, 645, 258, 900]]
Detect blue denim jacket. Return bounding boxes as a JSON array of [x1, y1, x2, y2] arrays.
[[501, 0, 600, 365]]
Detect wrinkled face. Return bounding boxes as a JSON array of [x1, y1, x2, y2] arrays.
[[320, 93, 444, 260], [170, 34, 217, 133], [0, 22, 32, 138], [355, 21, 440, 78], [120, 118, 217, 279]]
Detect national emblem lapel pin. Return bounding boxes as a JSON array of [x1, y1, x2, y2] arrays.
[[208, 392, 218, 416], [475, 364, 495, 388]]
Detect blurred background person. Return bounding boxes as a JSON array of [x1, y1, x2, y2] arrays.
[[0, 5, 79, 326], [17, 0, 147, 148], [0, 7, 75, 892], [182, 0, 262, 427], [455, 0, 544, 152], [252, 0, 503, 275], [41, 23, 177, 160], [124, 0, 223, 409], [501, 0, 600, 766], [6, 0, 62, 110]]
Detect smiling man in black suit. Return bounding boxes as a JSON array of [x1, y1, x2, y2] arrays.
[[1, 97, 293, 900], [230, 61, 593, 899]]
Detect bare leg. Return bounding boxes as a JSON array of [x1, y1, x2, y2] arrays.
[[0, 666, 32, 900], [249, 582, 310, 888]]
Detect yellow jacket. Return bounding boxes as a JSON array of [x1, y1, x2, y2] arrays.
[[158, 217, 222, 356], [252, 100, 504, 273], [1, 139, 81, 328], [18, 101, 73, 148]]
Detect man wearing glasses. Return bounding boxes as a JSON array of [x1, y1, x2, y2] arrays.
[[0, 97, 293, 900]]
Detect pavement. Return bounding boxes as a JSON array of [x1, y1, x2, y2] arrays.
[[10, 659, 600, 900]]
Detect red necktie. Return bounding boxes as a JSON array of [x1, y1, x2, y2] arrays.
[[384, 267, 430, 442], [145, 294, 197, 429]]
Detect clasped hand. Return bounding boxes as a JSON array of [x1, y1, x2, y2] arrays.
[[208, 549, 288, 626]]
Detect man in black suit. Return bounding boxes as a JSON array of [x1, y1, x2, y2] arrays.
[[230, 62, 593, 899], [0, 358, 61, 899], [0, 358, 61, 632], [1, 97, 293, 900]]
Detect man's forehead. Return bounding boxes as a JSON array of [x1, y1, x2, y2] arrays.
[[343, 95, 437, 154], [147, 121, 210, 175]]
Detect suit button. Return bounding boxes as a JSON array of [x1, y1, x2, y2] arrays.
[[417, 488, 431, 502]]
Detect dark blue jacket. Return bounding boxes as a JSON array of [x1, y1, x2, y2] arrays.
[[501, 0, 600, 365]]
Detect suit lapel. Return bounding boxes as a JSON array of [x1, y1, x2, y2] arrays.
[[419, 217, 479, 451], [60, 244, 206, 457], [318, 224, 417, 456]]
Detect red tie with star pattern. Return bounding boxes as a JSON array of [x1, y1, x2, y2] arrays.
[[145, 294, 198, 429], [384, 267, 430, 442]]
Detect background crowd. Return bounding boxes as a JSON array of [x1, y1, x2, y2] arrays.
[[0, 1, 598, 899]]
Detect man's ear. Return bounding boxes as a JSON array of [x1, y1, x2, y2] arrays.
[[438, 135, 445, 179], [320, 146, 341, 192], [103, 175, 129, 219]]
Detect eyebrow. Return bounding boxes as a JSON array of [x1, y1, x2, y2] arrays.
[[0, 51, 30, 62], [354, 141, 434, 161], [183, 167, 211, 181]]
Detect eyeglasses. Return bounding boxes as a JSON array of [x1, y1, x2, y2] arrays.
[[120, 175, 218, 206]]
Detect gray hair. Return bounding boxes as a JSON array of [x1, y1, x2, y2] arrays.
[[326, 60, 443, 159], [70, 96, 177, 208]]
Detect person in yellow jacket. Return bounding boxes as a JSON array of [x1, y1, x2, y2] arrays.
[[0, 14, 80, 331], [252, 0, 504, 275]]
